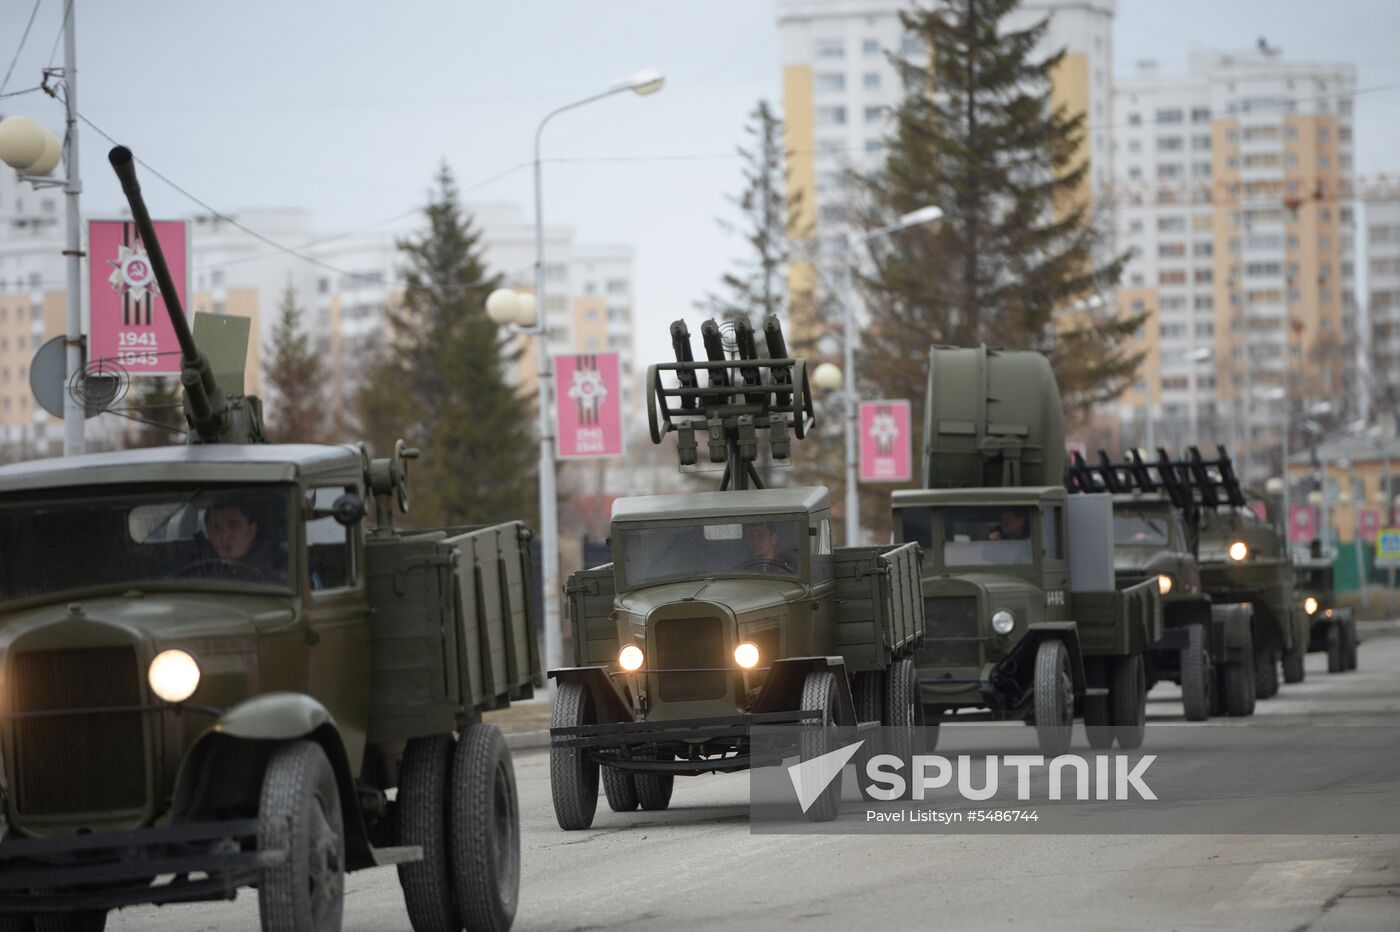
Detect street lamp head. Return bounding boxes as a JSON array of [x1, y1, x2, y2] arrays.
[[1306, 401, 1333, 417], [1265, 477, 1284, 494], [1187, 347, 1213, 363], [25, 128, 62, 176], [897, 205, 943, 227], [1306, 490, 1324, 506], [812, 362, 843, 391], [485, 288, 522, 325], [615, 69, 665, 96], [514, 291, 538, 327], [0, 116, 48, 172], [1254, 387, 1286, 402]]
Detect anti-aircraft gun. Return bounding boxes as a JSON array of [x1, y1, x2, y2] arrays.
[[549, 315, 925, 827], [0, 147, 539, 932], [1184, 445, 1306, 701], [1067, 448, 1256, 718], [889, 346, 1162, 753]]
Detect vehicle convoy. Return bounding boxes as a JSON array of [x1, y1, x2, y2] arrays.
[[1292, 541, 1360, 674], [1187, 446, 1305, 702], [549, 316, 925, 827], [890, 346, 1162, 753], [0, 147, 539, 932], [1067, 450, 1256, 719]]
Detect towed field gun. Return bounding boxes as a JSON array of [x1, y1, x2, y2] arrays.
[[0, 147, 539, 932], [549, 315, 924, 827], [891, 346, 1162, 753], [1067, 448, 1256, 718]]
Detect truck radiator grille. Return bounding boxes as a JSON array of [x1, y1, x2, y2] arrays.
[[920, 596, 981, 667], [653, 617, 728, 702], [10, 647, 147, 816]]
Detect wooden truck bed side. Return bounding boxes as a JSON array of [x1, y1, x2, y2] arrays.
[[833, 542, 926, 671]]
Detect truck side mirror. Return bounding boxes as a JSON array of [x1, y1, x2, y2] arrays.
[[307, 494, 367, 527]]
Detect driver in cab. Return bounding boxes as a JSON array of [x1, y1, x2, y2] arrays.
[[203, 500, 287, 581], [987, 508, 1028, 541], [741, 522, 797, 574]]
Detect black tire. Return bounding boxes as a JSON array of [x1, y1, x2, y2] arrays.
[[1221, 639, 1256, 717], [1254, 645, 1279, 699], [883, 658, 923, 761], [601, 765, 639, 812], [1081, 657, 1114, 749], [1342, 619, 1359, 671], [257, 741, 345, 932], [1181, 625, 1212, 722], [396, 735, 460, 932], [1282, 646, 1306, 684], [0, 917, 32, 932], [851, 670, 884, 723], [1111, 654, 1147, 750], [1325, 625, 1344, 673], [635, 768, 674, 811], [1033, 640, 1073, 756], [34, 916, 105, 932], [449, 723, 520, 932], [550, 681, 599, 831], [799, 671, 842, 822]]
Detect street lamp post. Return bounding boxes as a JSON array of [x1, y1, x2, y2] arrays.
[[1185, 346, 1213, 443], [829, 205, 942, 547], [519, 70, 663, 683]]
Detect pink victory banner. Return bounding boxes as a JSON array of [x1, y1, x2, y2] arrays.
[[88, 219, 189, 376], [1288, 504, 1318, 544], [859, 399, 912, 483], [1359, 509, 1381, 543], [555, 352, 624, 459]]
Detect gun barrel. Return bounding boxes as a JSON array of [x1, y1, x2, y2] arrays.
[[700, 319, 730, 388], [670, 320, 698, 409]]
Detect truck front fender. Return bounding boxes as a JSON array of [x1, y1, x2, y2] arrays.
[[1021, 624, 1087, 694], [209, 691, 336, 740], [751, 657, 858, 726], [549, 666, 635, 723]]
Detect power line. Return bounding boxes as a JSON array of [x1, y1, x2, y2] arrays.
[[0, 0, 43, 96], [46, 0, 72, 70], [0, 85, 42, 100]]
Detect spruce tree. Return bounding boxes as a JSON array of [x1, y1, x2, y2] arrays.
[[263, 285, 327, 442], [856, 0, 1141, 426], [123, 376, 186, 448], [357, 163, 536, 528]]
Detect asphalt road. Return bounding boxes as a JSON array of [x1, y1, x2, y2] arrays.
[[114, 623, 1400, 931]]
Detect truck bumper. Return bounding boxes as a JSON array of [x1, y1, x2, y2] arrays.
[[551, 710, 822, 775], [0, 818, 284, 914]]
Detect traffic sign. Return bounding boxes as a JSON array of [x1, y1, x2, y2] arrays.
[[1378, 527, 1400, 566]]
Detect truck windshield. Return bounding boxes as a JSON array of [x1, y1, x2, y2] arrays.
[[1114, 513, 1169, 546], [0, 485, 294, 603], [941, 506, 1035, 567], [618, 517, 803, 587]]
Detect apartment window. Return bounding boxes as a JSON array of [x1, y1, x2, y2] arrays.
[[1192, 134, 1211, 150], [1128, 139, 1141, 153], [1160, 295, 1187, 311], [1157, 216, 1185, 233], [863, 72, 881, 90], [1318, 126, 1330, 142], [1127, 112, 1141, 126], [317, 277, 329, 294], [1321, 289, 1333, 305], [1192, 162, 1211, 178], [1194, 269, 1213, 284], [1320, 236, 1332, 251], [1243, 153, 1279, 169], [1159, 270, 1187, 286], [1197, 322, 1215, 337], [815, 38, 844, 58], [1246, 262, 1282, 277], [1128, 219, 1144, 234], [900, 36, 923, 56], [1194, 295, 1214, 310], [816, 137, 845, 154], [1157, 136, 1184, 152], [815, 72, 845, 92], [1157, 163, 1183, 179], [605, 279, 628, 295], [1190, 107, 1211, 123], [1286, 126, 1298, 141], [864, 105, 883, 123], [864, 139, 882, 153], [1193, 241, 1213, 258], [1156, 109, 1183, 124], [1158, 243, 1186, 258], [862, 39, 879, 56], [1318, 154, 1331, 169], [815, 106, 847, 126]]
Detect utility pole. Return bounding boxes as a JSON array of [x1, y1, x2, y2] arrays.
[[60, 6, 84, 456]]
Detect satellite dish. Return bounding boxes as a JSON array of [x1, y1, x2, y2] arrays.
[[29, 336, 118, 419]]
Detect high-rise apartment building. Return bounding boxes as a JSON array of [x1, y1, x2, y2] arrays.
[[1113, 48, 1356, 478], [1367, 199, 1400, 420], [777, 0, 1115, 343]]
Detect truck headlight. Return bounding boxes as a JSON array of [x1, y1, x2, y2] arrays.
[[1228, 541, 1248, 562], [991, 610, 1015, 635], [1304, 597, 1319, 615], [734, 642, 760, 669], [618, 644, 645, 672], [1157, 574, 1173, 595], [148, 649, 201, 703]]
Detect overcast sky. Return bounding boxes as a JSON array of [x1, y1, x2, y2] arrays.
[[3, 0, 1399, 373]]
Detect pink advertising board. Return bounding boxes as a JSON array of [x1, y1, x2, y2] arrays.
[[859, 400, 912, 483], [1289, 504, 1319, 544], [1359, 509, 1381, 543], [555, 353, 624, 459], [88, 219, 189, 376]]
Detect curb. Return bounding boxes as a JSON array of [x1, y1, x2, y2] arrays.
[[504, 729, 550, 751]]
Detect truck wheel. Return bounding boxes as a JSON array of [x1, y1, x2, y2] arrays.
[[257, 740, 345, 932], [1180, 625, 1212, 722], [799, 671, 842, 822], [1033, 640, 1073, 756], [1111, 654, 1147, 750], [883, 658, 923, 760], [1254, 646, 1279, 699], [1342, 619, 1359, 671], [396, 735, 460, 932], [1081, 658, 1114, 749], [601, 766, 639, 812], [1282, 646, 1306, 684], [1325, 625, 1344, 673], [1221, 642, 1256, 717], [550, 681, 599, 830], [449, 723, 520, 932], [852, 670, 884, 724], [635, 768, 674, 811]]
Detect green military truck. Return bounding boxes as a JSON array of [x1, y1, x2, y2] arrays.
[[1187, 446, 1305, 702], [891, 346, 1161, 754], [0, 147, 539, 932], [1292, 542, 1359, 674], [550, 317, 925, 827], [1067, 450, 1257, 719]]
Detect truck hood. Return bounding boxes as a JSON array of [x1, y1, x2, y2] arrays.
[[617, 577, 805, 620]]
